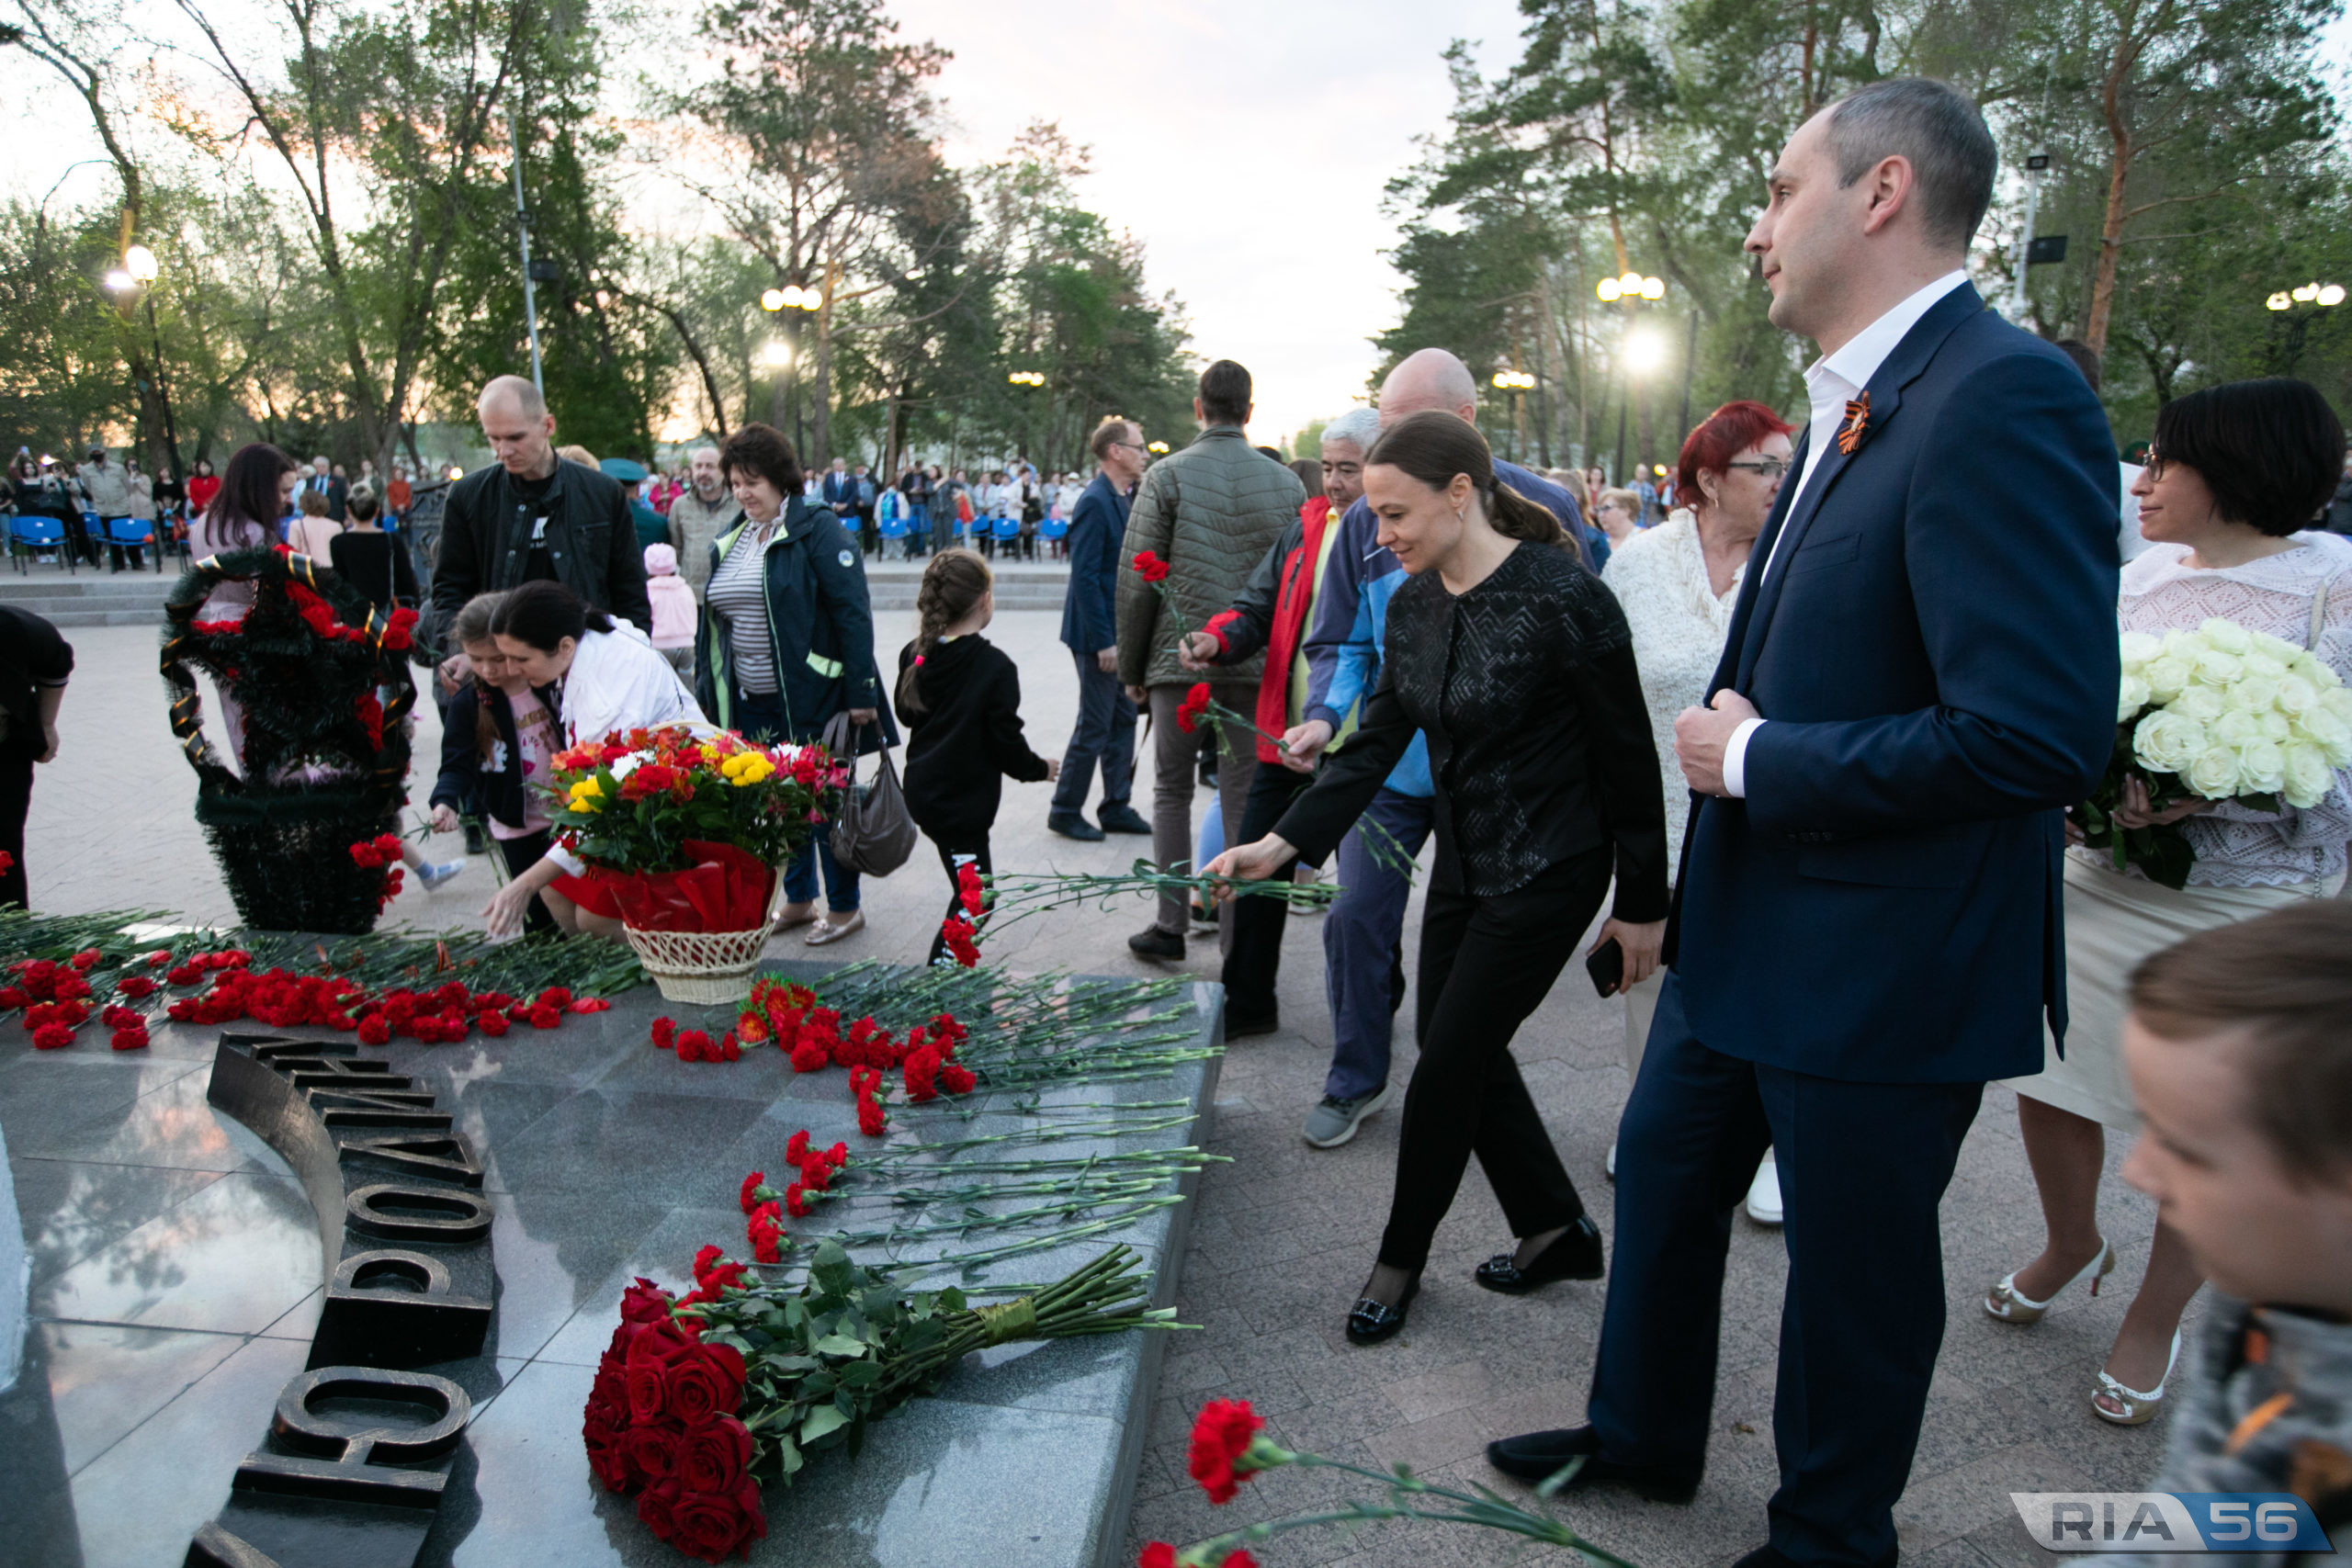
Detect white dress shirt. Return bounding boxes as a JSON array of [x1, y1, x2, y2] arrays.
[[1722, 268, 1971, 797]]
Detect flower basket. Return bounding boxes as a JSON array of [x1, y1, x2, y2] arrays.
[[623, 919, 783, 1007], [608, 840, 787, 1006]]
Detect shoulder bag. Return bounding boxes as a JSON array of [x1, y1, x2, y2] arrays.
[[819, 712, 918, 876]]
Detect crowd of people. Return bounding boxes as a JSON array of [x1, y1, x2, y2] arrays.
[[7, 69, 2352, 1568]]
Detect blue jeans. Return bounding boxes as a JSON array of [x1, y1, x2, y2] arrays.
[[1321, 787, 1435, 1100], [732, 688, 860, 914]]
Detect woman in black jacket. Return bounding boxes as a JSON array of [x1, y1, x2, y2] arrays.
[[895, 550, 1057, 965], [1209, 412, 1668, 1344]]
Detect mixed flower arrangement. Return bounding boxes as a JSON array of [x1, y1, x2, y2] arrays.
[[2081, 617, 2352, 886], [548, 726, 840, 877]]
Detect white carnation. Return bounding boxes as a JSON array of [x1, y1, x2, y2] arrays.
[[2282, 743, 2335, 809], [2187, 746, 2242, 798], [2200, 618, 2254, 655], [2133, 710, 2207, 774]]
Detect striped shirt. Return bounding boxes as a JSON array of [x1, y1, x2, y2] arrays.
[[707, 525, 779, 694]]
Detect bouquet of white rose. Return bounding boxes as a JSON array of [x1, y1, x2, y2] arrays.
[[2078, 617, 2352, 887]]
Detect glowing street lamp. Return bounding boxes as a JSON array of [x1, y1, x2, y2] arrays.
[[761, 283, 824, 312], [1597, 271, 1665, 303], [124, 244, 159, 283], [1007, 370, 1046, 387], [103, 268, 135, 293], [1491, 369, 1536, 390], [1147, 440, 1170, 455], [760, 340, 793, 370], [2270, 282, 2343, 310], [761, 288, 787, 311]]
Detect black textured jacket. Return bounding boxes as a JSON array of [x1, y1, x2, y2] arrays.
[[429, 682, 531, 830], [1274, 541, 1668, 912], [429, 457, 651, 630], [896, 634, 1051, 843]]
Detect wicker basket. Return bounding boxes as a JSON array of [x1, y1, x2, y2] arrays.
[[622, 919, 780, 1006]]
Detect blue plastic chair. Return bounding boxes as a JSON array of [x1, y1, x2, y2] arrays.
[[101, 515, 155, 570], [11, 513, 71, 572], [990, 514, 1019, 542]]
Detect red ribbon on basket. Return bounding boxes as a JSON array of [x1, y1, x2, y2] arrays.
[[599, 840, 776, 932]]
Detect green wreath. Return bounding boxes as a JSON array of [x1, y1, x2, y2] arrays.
[[160, 546, 424, 934]]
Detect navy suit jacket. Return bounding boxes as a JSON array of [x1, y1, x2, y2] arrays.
[[820, 472, 856, 512], [1059, 473, 1129, 652], [1669, 285, 2120, 1084]]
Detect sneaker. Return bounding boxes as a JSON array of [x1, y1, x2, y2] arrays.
[[1047, 812, 1106, 841], [1744, 1150, 1782, 1224], [417, 859, 465, 891], [1127, 926, 1185, 962], [1303, 1083, 1393, 1148], [1097, 804, 1151, 835]]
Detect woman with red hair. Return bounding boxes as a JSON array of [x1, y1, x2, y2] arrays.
[[1599, 399, 1795, 1217]]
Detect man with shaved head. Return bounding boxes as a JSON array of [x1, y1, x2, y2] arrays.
[[429, 374, 650, 630], [666, 445, 742, 599]]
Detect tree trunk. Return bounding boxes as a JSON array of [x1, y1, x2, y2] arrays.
[[2084, 1, 2154, 360]]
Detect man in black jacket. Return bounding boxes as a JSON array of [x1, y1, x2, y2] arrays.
[[428, 376, 651, 630]]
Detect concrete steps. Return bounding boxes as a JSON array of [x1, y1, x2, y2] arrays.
[[0, 567, 182, 626]]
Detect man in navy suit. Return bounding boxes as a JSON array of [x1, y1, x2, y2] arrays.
[[1487, 80, 2120, 1568], [1048, 419, 1151, 840]]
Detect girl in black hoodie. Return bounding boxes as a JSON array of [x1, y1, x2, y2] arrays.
[[894, 550, 1057, 964]]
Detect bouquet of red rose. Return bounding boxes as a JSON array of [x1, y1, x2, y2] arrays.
[[584, 1242, 1174, 1562]]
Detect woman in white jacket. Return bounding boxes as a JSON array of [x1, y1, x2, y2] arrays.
[[481, 580, 705, 938]]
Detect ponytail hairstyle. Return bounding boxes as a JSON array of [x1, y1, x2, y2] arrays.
[[1363, 410, 1566, 547], [894, 549, 993, 719], [490, 579, 613, 654]]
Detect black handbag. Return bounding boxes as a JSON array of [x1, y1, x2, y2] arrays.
[[819, 713, 917, 876]]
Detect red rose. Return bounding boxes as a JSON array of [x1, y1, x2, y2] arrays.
[[664, 1339, 746, 1426], [620, 1277, 674, 1325], [583, 1404, 636, 1494], [1133, 549, 1171, 582], [651, 1017, 677, 1051], [857, 1098, 887, 1137], [666, 1476, 767, 1563], [632, 1438, 684, 1496], [1187, 1397, 1266, 1504], [31, 1023, 73, 1050], [675, 1415, 753, 1495], [625, 1357, 672, 1425], [570, 997, 612, 1013]]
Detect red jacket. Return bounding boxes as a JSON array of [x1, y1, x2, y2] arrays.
[[1203, 494, 1335, 765]]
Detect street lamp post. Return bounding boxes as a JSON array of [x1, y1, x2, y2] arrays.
[[760, 283, 823, 446], [1490, 369, 1537, 465], [107, 244, 185, 491], [2264, 281, 2345, 369], [1598, 271, 1665, 483]]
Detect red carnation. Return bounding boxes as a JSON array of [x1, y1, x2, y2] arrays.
[[528, 1003, 561, 1029], [956, 861, 987, 916], [675, 1029, 711, 1062], [718, 1032, 741, 1062], [1176, 682, 1213, 735], [478, 1010, 510, 1036], [1188, 1398, 1270, 1504], [110, 1023, 150, 1050], [940, 1062, 977, 1097], [1138, 1548, 1177, 1568], [116, 976, 156, 999], [903, 1046, 940, 1103], [857, 1098, 888, 1137], [784, 1183, 810, 1218], [738, 1172, 771, 1215], [0, 987, 27, 1010], [651, 1017, 677, 1051], [822, 1141, 848, 1169], [785, 1130, 809, 1164], [31, 1022, 73, 1050], [70, 949, 100, 971], [787, 1038, 829, 1072], [570, 997, 612, 1014], [940, 914, 981, 968], [357, 1016, 392, 1046], [538, 986, 573, 1009], [1133, 549, 1170, 582]]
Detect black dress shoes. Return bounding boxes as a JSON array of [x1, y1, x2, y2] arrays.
[[1730, 1548, 1806, 1568], [1225, 1009, 1279, 1039], [1344, 1273, 1419, 1345], [1484, 1425, 1701, 1503], [1127, 926, 1185, 961], [1048, 812, 1106, 841], [1475, 1214, 1604, 1293], [1097, 804, 1151, 835]]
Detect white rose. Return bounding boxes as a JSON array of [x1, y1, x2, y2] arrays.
[[2231, 675, 2280, 715], [2116, 672, 2152, 721], [2211, 708, 2262, 749], [2306, 660, 2346, 692], [2119, 631, 2163, 671], [2324, 687, 2352, 720], [2235, 739, 2286, 796], [2144, 656, 2194, 702], [2133, 710, 2207, 774], [2192, 649, 2245, 687], [2200, 618, 2254, 655], [2243, 650, 2289, 682], [2277, 673, 2320, 716], [2248, 630, 2302, 663], [2161, 628, 2211, 662], [2187, 746, 2242, 798], [2282, 743, 2335, 809], [2172, 685, 2226, 723], [2297, 705, 2352, 761], [2260, 710, 2291, 741]]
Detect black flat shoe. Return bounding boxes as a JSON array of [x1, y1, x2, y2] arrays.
[[1485, 1424, 1701, 1502], [1475, 1214, 1604, 1293], [1344, 1273, 1419, 1345]]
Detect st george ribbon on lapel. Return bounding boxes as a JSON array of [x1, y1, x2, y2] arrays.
[[1836, 391, 1872, 455]]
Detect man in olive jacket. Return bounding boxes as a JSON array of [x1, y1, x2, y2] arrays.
[[1115, 359, 1306, 960], [429, 376, 652, 631]]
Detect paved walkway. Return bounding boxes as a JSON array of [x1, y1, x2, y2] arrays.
[[30, 611, 2180, 1568]]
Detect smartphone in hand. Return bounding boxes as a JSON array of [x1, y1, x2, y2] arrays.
[[1586, 937, 1624, 998]]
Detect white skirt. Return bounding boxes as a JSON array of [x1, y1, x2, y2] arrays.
[[2001, 856, 2332, 1132]]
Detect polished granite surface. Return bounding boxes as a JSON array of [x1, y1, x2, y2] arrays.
[[0, 960, 1219, 1567]]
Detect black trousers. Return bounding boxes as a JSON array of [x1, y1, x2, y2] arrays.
[[1376, 846, 1610, 1272], [1589, 972, 1982, 1568], [1217, 759, 1316, 1021], [924, 836, 989, 966], [0, 750, 31, 908], [491, 827, 560, 935]]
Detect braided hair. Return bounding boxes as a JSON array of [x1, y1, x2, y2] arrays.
[[894, 548, 993, 719]]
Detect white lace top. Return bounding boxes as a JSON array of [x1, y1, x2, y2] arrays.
[[1600, 510, 1743, 871], [2086, 533, 2352, 888]]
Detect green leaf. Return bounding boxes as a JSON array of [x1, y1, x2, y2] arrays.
[[800, 1404, 849, 1443], [811, 1332, 868, 1357]]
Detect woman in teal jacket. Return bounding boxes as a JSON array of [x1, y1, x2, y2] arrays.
[[696, 423, 899, 945]]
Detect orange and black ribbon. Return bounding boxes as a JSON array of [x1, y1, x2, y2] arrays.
[[1836, 391, 1871, 455]]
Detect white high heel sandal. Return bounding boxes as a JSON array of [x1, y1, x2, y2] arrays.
[[1984, 1239, 2117, 1324], [2093, 1329, 2184, 1427]]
